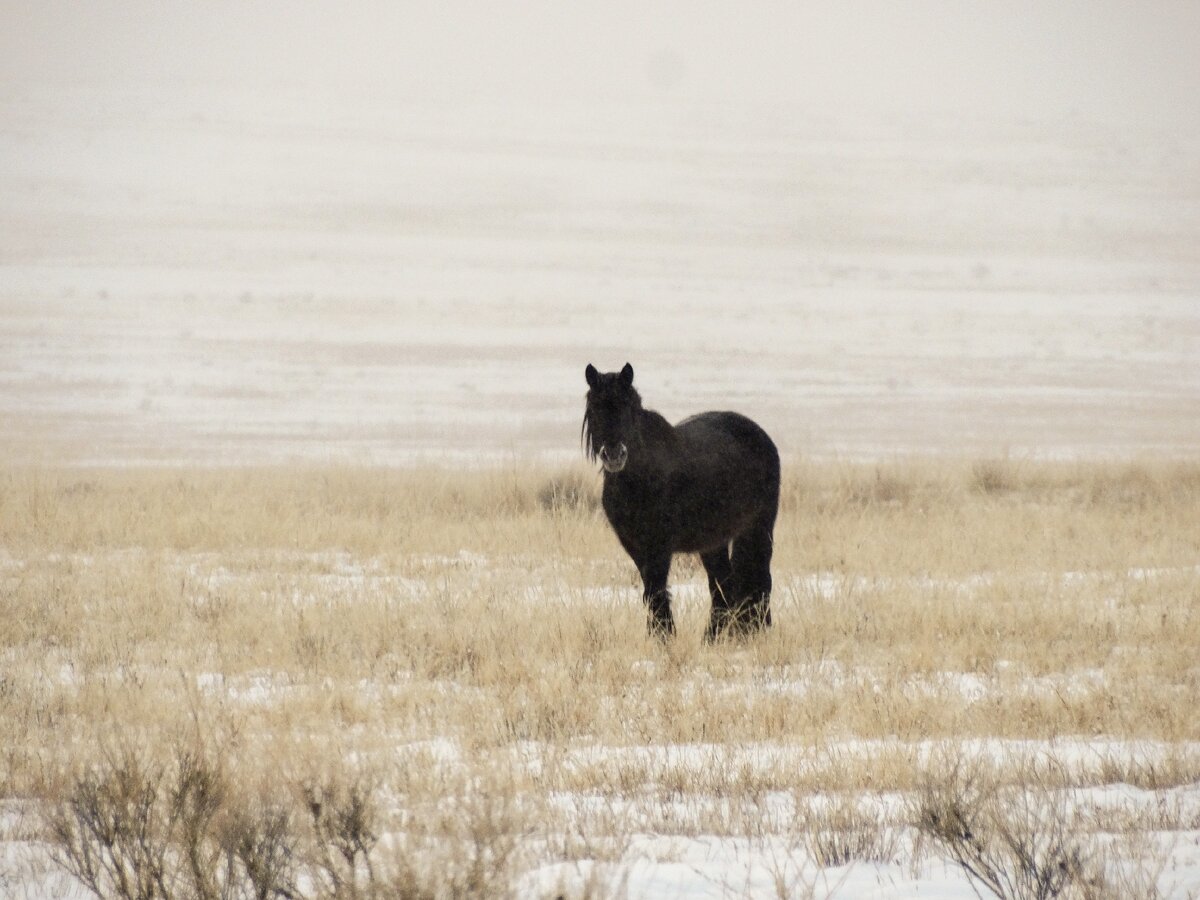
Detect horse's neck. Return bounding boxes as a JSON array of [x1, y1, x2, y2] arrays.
[[630, 408, 677, 474]]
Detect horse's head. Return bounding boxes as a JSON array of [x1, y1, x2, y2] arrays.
[[583, 363, 640, 473]]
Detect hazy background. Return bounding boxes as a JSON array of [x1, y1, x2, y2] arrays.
[[5, 1, 1200, 125], [2, 1, 1199, 463]]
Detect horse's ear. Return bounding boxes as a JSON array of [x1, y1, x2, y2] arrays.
[[619, 363, 634, 387], [585, 364, 600, 388]]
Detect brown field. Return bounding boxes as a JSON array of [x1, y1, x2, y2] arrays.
[[2, 460, 1199, 896]]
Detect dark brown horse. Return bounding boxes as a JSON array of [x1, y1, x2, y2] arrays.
[[583, 363, 780, 640]]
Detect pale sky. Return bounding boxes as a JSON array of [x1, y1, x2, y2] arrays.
[[3, 1, 1200, 127]]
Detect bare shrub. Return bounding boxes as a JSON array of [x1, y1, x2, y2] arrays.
[[45, 747, 182, 900], [44, 744, 305, 900], [536, 469, 599, 514], [221, 801, 299, 900], [172, 749, 230, 900], [972, 459, 1021, 496], [913, 762, 1106, 900], [40, 747, 534, 900], [300, 774, 379, 899]]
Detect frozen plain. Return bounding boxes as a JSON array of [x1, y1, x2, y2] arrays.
[[2, 84, 1198, 465], [3, 82, 1200, 898]]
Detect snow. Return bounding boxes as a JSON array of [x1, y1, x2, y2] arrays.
[[520, 851, 976, 900], [3, 84, 1199, 466], [6, 549, 1200, 896]]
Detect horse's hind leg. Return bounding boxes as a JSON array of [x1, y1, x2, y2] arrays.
[[729, 523, 774, 635], [700, 547, 734, 642]]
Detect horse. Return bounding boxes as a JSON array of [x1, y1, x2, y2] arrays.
[[582, 363, 780, 641]]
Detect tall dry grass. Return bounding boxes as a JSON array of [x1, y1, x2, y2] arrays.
[[2, 459, 1199, 896]]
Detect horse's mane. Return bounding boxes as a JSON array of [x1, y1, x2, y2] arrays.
[[580, 408, 597, 463], [636, 407, 678, 452]]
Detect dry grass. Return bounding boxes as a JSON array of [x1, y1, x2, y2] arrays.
[[2, 459, 1199, 896]]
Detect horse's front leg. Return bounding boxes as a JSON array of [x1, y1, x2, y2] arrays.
[[638, 555, 675, 639]]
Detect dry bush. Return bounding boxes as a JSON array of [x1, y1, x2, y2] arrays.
[[299, 774, 380, 899], [39, 740, 532, 900], [971, 458, 1023, 495], [44, 743, 302, 900], [911, 759, 1181, 900], [46, 749, 178, 900], [536, 468, 601, 514], [913, 762, 1097, 899]]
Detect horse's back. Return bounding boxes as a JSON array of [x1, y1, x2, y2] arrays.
[[675, 412, 779, 470]]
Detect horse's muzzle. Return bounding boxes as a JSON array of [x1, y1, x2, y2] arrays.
[[599, 443, 628, 473]]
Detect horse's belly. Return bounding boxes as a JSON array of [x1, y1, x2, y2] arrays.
[[676, 533, 733, 554], [672, 507, 755, 554], [602, 472, 769, 557]]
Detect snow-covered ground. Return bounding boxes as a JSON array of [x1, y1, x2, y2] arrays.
[[2, 84, 1198, 465], [3, 549, 1200, 898], [9, 775, 1200, 899]]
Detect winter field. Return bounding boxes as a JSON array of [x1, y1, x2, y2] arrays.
[[2, 64, 1200, 899], [2, 85, 1199, 465], [2, 463, 1200, 899]]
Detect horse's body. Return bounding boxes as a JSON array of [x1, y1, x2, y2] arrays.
[[583, 364, 779, 640]]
